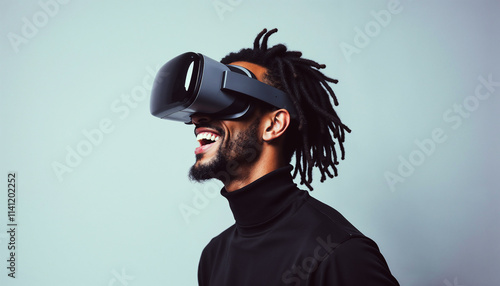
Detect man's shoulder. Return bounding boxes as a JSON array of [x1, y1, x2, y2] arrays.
[[201, 192, 369, 257], [291, 193, 365, 239], [200, 224, 235, 255]]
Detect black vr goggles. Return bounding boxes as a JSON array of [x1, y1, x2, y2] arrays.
[[150, 52, 297, 123]]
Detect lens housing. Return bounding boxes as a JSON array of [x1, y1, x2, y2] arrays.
[[150, 52, 297, 123]]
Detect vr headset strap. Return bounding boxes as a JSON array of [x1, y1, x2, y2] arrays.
[[221, 71, 298, 119]]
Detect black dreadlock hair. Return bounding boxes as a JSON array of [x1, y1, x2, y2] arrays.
[[221, 28, 351, 191]]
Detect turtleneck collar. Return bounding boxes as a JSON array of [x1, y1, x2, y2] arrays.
[[220, 165, 307, 235]]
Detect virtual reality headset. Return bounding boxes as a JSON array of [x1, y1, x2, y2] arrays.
[[150, 52, 297, 123]]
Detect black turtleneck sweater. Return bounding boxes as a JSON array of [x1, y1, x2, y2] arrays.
[[198, 166, 399, 285]]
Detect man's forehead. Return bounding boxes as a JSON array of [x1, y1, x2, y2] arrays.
[[228, 61, 268, 83]]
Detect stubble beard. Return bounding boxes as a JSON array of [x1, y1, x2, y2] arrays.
[[188, 118, 262, 184]]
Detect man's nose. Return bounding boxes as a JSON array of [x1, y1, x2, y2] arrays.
[[190, 113, 212, 125]]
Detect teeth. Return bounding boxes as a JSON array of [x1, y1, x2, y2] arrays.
[[196, 132, 220, 142]]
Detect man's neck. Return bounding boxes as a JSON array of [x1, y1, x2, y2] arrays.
[[223, 155, 286, 192]]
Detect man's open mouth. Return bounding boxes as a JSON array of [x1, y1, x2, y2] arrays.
[[194, 129, 221, 155]]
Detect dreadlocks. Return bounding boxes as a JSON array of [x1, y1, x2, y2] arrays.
[[221, 28, 351, 191]]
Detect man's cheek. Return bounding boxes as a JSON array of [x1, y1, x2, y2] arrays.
[[243, 139, 262, 162], [243, 147, 258, 162]]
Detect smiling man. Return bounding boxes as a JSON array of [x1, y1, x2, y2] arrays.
[[189, 113, 267, 191], [188, 60, 289, 192], [151, 28, 399, 285]]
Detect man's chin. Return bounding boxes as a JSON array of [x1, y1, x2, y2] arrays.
[[189, 157, 218, 182], [189, 165, 212, 182], [189, 149, 233, 183]]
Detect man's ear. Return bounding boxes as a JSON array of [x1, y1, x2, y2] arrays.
[[262, 109, 291, 142]]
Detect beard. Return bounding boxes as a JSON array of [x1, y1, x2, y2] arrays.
[[188, 118, 262, 185]]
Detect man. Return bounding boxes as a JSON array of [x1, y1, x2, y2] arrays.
[[153, 28, 399, 285]]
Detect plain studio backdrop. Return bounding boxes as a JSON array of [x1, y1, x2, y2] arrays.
[[1, 0, 499, 285]]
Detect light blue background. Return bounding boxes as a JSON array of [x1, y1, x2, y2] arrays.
[[1, 0, 499, 285]]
